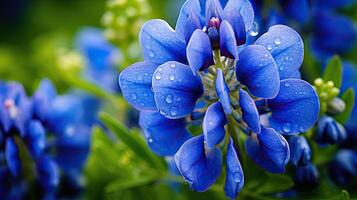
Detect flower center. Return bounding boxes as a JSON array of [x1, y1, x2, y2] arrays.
[[207, 17, 221, 49], [4, 99, 18, 119]]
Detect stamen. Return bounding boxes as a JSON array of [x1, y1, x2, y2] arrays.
[[4, 99, 17, 119]]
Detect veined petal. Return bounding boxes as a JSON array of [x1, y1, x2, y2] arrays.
[[245, 126, 290, 173], [25, 120, 46, 159], [236, 45, 280, 98], [5, 137, 21, 177], [139, 111, 191, 156], [176, 0, 203, 42], [224, 137, 244, 199], [203, 102, 227, 149], [220, 21, 238, 59], [255, 25, 304, 79], [216, 68, 232, 114], [152, 61, 203, 119], [205, 0, 224, 25], [268, 79, 319, 135], [140, 19, 187, 65], [119, 61, 158, 111], [239, 89, 261, 134], [224, 0, 254, 31], [187, 29, 214, 75], [175, 135, 222, 192]]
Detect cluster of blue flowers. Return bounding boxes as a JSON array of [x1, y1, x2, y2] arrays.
[[0, 80, 96, 199], [251, 0, 357, 61], [119, 0, 322, 198]]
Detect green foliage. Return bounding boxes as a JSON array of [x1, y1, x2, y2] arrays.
[[335, 88, 355, 123], [323, 56, 343, 89]]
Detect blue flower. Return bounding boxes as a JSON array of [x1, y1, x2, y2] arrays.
[[119, 0, 319, 197], [329, 150, 357, 185], [288, 136, 311, 166], [316, 116, 347, 145], [293, 162, 319, 189]]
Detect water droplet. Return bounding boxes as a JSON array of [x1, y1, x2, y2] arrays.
[[178, 78, 182, 82], [285, 56, 289, 61], [149, 51, 155, 58], [132, 93, 137, 100], [170, 63, 176, 68], [146, 45, 151, 50], [170, 107, 178, 116], [283, 123, 292, 133], [264, 53, 269, 58], [158, 68, 162, 71], [209, 121, 213, 126], [165, 94, 173, 104], [148, 138, 154, 143], [137, 74, 143, 80], [284, 83, 290, 87], [274, 38, 281, 45], [177, 97, 182, 102], [155, 72, 162, 80], [267, 44, 273, 51], [279, 67, 284, 71], [248, 21, 259, 36], [299, 126, 305, 132], [144, 73, 148, 76], [169, 74, 175, 81], [234, 173, 241, 183]]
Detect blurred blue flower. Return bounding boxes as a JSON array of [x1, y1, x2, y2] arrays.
[[315, 116, 347, 145], [294, 162, 319, 189], [119, 0, 319, 197], [329, 149, 357, 185], [76, 27, 121, 93]]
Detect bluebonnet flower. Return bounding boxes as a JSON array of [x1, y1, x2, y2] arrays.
[[315, 116, 347, 145], [76, 27, 121, 93], [252, 0, 357, 61], [329, 149, 357, 185], [0, 79, 95, 199], [119, 0, 319, 197], [288, 136, 311, 166]]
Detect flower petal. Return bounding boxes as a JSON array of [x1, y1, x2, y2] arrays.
[[140, 19, 187, 65], [25, 120, 46, 159], [203, 102, 227, 149], [223, 0, 254, 31], [139, 111, 191, 156], [245, 126, 290, 173], [239, 89, 261, 134], [32, 79, 57, 122], [119, 61, 158, 111], [216, 68, 232, 114], [255, 25, 304, 79], [205, 0, 224, 25], [175, 0, 203, 43], [279, 0, 309, 24], [294, 162, 319, 189], [288, 136, 311, 166], [268, 79, 319, 135], [36, 155, 59, 191], [187, 29, 214, 75], [224, 137, 244, 199], [5, 137, 21, 177], [220, 21, 238, 59], [175, 135, 222, 192], [236, 45, 280, 98], [152, 61, 204, 119]]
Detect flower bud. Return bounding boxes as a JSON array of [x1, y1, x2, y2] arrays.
[[288, 136, 311, 166], [315, 116, 347, 145]]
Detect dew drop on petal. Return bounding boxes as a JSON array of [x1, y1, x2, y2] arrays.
[[266, 44, 273, 51], [274, 38, 281, 45], [132, 93, 137, 100], [137, 74, 143, 80], [170, 107, 178, 116], [170, 63, 176, 68], [155, 72, 162, 80], [234, 173, 241, 183], [165, 94, 173, 104], [282, 122, 292, 133], [149, 51, 155, 58], [169, 74, 175, 81], [248, 21, 259, 37], [148, 138, 154, 143], [284, 83, 290, 87]]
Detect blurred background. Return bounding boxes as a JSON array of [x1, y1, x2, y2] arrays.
[[0, 0, 357, 199]]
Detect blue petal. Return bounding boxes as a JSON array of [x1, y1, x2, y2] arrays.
[[176, 0, 203, 43], [36, 155, 59, 191], [55, 125, 91, 171], [255, 25, 304, 79], [5, 137, 21, 177], [316, 0, 356, 9], [236, 45, 280, 98], [205, 0, 224, 25], [329, 150, 357, 185], [187, 29, 214, 75], [220, 21, 238, 59], [139, 111, 191, 156], [119, 61, 158, 111], [288, 136, 311, 166], [175, 135, 222, 192], [245, 126, 290, 173], [25, 120, 46, 159], [32, 79, 57, 122], [316, 116, 347, 145], [152, 61, 204, 119], [203, 102, 227, 149], [224, 138, 244, 199], [294, 162, 319, 188], [268, 79, 319, 135], [239, 89, 261, 134], [223, 0, 254, 31], [216, 68, 232, 114], [311, 11, 357, 58], [140, 19, 187, 65]]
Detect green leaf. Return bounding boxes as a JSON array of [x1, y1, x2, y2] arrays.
[[336, 88, 355, 123], [105, 174, 159, 194], [254, 173, 294, 194], [323, 55, 343, 88], [99, 112, 166, 170], [341, 190, 350, 200]]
